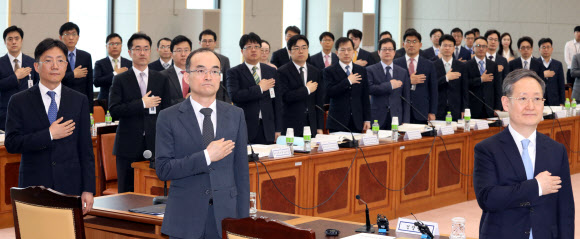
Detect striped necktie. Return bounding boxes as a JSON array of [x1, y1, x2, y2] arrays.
[[252, 66, 260, 84]]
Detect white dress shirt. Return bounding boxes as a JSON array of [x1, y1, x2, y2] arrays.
[[442, 58, 453, 82], [405, 54, 419, 90], [133, 66, 149, 108], [521, 57, 533, 70], [190, 97, 217, 165], [39, 82, 62, 141], [293, 62, 310, 94], [508, 124, 542, 196], [160, 58, 172, 67], [174, 65, 185, 90], [564, 39, 580, 69], [7, 52, 22, 71], [245, 62, 263, 118], [338, 61, 354, 85], [322, 52, 333, 65], [486, 52, 497, 62], [541, 56, 552, 69]]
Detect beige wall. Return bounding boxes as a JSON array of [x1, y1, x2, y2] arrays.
[[243, 0, 283, 50]]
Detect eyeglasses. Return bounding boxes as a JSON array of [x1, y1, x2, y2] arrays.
[[540, 46, 552, 50], [159, 45, 171, 49], [475, 44, 488, 49], [260, 49, 270, 53], [173, 48, 191, 54], [440, 44, 455, 48], [519, 46, 532, 50], [487, 38, 499, 42], [201, 39, 215, 44], [62, 33, 78, 37], [405, 40, 419, 45], [338, 48, 353, 53], [291, 46, 308, 51], [131, 48, 151, 53], [39, 59, 68, 66], [107, 43, 121, 47], [243, 45, 261, 50], [380, 48, 395, 52], [508, 97, 545, 105], [321, 39, 333, 43], [187, 68, 221, 77]]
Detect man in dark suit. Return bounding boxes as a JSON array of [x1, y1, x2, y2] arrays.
[[59, 22, 93, 112], [422, 28, 443, 61], [474, 69, 574, 239], [370, 31, 392, 64], [156, 48, 249, 239], [94, 33, 132, 102], [324, 37, 371, 132], [464, 30, 475, 55], [434, 35, 468, 120], [199, 29, 231, 103], [367, 38, 410, 129], [484, 30, 509, 88], [451, 27, 471, 62], [161, 35, 192, 106], [227, 32, 282, 144], [310, 32, 339, 70], [347, 29, 376, 67], [394, 28, 423, 60], [509, 36, 542, 77], [271, 26, 300, 68], [5, 38, 95, 214], [538, 38, 566, 106], [109, 33, 171, 193], [465, 37, 502, 119], [148, 37, 172, 71], [1, 25, 39, 131], [393, 30, 438, 124], [278, 35, 324, 137]]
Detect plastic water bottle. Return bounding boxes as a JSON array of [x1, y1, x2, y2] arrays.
[[303, 126, 311, 152], [565, 98, 570, 117], [464, 109, 471, 132], [286, 128, 294, 155], [372, 120, 380, 138], [391, 117, 399, 142], [446, 111, 452, 126], [90, 113, 97, 137], [105, 111, 112, 125], [572, 98, 577, 116]]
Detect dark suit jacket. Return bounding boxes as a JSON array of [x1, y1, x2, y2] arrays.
[[271, 48, 290, 68], [465, 58, 501, 119], [108, 68, 171, 158], [393, 56, 438, 122], [434, 59, 468, 120], [5, 84, 95, 195], [148, 58, 172, 72], [538, 59, 566, 106], [0, 53, 39, 130], [453, 46, 472, 61], [63, 49, 93, 112], [422, 47, 439, 61], [490, 54, 510, 81], [93, 56, 132, 100], [160, 66, 187, 106], [156, 99, 249, 239], [394, 48, 424, 59], [310, 51, 339, 71], [474, 128, 574, 239], [356, 48, 377, 66], [367, 62, 411, 126], [323, 62, 371, 132], [226, 63, 282, 143], [217, 53, 232, 103], [371, 51, 380, 64], [508, 57, 542, 76], [277, 62, 324, 137]]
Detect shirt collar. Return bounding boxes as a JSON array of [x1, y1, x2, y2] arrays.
[[7, 52, 22, 63], [293, 61, 307, 72], [38, 81, 62, 97], [174, 65, 184, 74], [486, 52, 497, 59], [522, 56, 533, 63], [474, 56, 486, 64], [405, 54, 418, 63], [338, 61, 353, 72], [442, 57, 453, 66], [68, 48, 77, 56], [433, 46, 439, 51], [380, 61, 394, 70], [541, 56, 552, 64], [160, 58, 172, 65], [245, 62, 259, 72], [322, 51, 332, 58], [190, 97, 217, 116], [508, 124, 537, 148], [132, 66, 149, 78]]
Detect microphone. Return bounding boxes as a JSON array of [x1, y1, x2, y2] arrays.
[[145, 150, 168, 205], [355, 195, 375, 233], [315, 105, 358, 148], [248, 144, 259, 162], [399, 96, 437, 136], [144, 150, 154, 169], [467, 90, 502, 127], [411, 213, 434, 239]]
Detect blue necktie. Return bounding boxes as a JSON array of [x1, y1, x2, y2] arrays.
[[521, 138, 533, 239], [47, 91, 58, 124], [345, 65, 351, 76], [479, 60, 485, 76], [68, 52, 75, 69], [385, 66, 392, 81]]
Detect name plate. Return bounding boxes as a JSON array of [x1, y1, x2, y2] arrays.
[[269, 147, 292, 159], [474, 121, 489, 130], [360, 135, 379, 146], [395, 217, 439, 236], [318, 141, 339, 152], [437, 126, 454, 136], [555, 110, 567, 119], [403, 130, 422, 140]]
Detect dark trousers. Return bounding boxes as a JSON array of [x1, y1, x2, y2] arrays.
[[329, 115, 359, 133], [250, 119, 272, 144], [116, 155, 144, 193], [380, 111, 393, 130], [567, 69, 572, 84], [169, 201, 220, 239]]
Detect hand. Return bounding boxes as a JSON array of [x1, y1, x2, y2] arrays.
[[354, 59, 368, 66], [461, 112, 464, 118], [15, 67, 32, 80], [73, 65, 88, 78], [306, 81, 318, 93], [535, 171, 562, 196], [142, 91, 161, 108], [115, 67, 128, 74], [428, 113, 436, 121], [481, 70, 494, 82], [410, 73, 426, 85], [258, 79, 275, 92], [498, 65, 504, 72], [206, 138, 235, 162], [543, 70, 555, 78], [446, 69, 461, 81], [348, 73, 362, 84], [458, 58, 467, 63], [362, 121, 371, 132], [49, 117, 75, 140], [81, 192, 94, 215], [390, 79, 403, 89], [275, 132, 281, 141], [437, 52, 442, 58], [317, 129, 324, 135]]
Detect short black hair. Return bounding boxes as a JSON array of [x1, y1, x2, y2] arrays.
[[287, 35, 309, 49], [34, 38, 68, 62], [379, 31, 392, 39], [185, 48, 222, 72], [319, 32, 335, 42], [538, 38, 553, 48], [3, 25, 24, 41], [574, 26, 580, 32], [517, 36, 533, 49], [335, 37, 354, 51], [484, 29, 500, 39], [439, 34, 456, 46], [128, 32, 152, 50], [347, 29, 363, 39], [464, 30, 474, 37], [285, 26, 301, 35], [450, 27, 463, 35], [474, 36, 487, 43], [403, 30, 422, 42], [471, 28, 480, 34], [239, 32, 262, 50], [59, 22, 80, 36], [429, 28, 443, 37], [199, 29, 217, 41], [156, 37, 171, 48], [106, 33, 122, 43], [171, 35, 192, 52], [261, 40, 271, 48], [378, 38, 396, 50]]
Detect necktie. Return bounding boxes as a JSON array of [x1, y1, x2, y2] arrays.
[[181, 71, 189, 98], [163, 63, 170, 69], [138, 72, 147, 96], [435, 48, 439, 57], [455, 47, 460, 59], [345, 65, 351, 76], [385, 66, 392, 81], [252, 66, 260, 84], [300, 67, 305, 85], [113, 58, 119, 71], [444, 62, 451, 73], [408, 58, 415, 75], [524, 60, 528, 70], [47, 91, 58, 124], [13, 59, 20, 71], [324, 55, 330, 68], [353, 51, 358, 62], [488, 56, 494, 62], [200, 108, 214, 148], [68, 52, 75, 69], [521, 139, 534, 180], [479, 61, 485, 75]]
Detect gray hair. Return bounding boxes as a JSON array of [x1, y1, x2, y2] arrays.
[[185, 47, 222, 73], [502, 69, 545, 96]]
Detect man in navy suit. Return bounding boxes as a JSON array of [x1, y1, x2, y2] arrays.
[[484, 30, 509, 92], [271, 26, 300, 68], [348, 29, 376, 67], [278, 35, 324, 137], [434, 35, 468, 121], [324, 37, 371, 132], [422, 28, 443, 61], [59, 22, 93, 112], [451, 28, 471, 62], [199, 29, 231, 103], [310, 32, 339, 71], [538, 38, 566, 106], [227, 32, 282, 144], [5, 38, 95, 214], [464, 30, 475, 55], [465, 37, 502, 119], [509, 36, 542, 77], [1, 26, 39, 130], [161, 35, 192, 106], [148, 37, 173, 72], [474, 69, 574, 239], [94, 33, 132, 101], [367, 38, 410, 129], [393, 30, 438, 124], [156, 48, 249, 239]]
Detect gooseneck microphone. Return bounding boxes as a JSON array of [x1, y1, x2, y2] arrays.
[[145, 150, 168, 205], [355, 195, 375, 233], [399, 96, 437, 136], [315, 105, 358, 148]]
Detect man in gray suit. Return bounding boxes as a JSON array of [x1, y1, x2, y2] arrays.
[[571, 53, 580, 100], [199, 29, 231, 103], [156, 48, 249, 239], [161, 35, 192, 106]]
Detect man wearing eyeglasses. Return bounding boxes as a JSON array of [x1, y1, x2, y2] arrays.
[[509, 37, 542, 75], [464, 37, 501, 119], [59, 22, 94, 113], [94, 33, 132, 103], [148, 38, 173, 71], [433, 35, 468, 121], [537, 38, 565, 106], [484, 30, 510, 92], [474, 69, 574, 239], [161, 35, 192, 106], [108, 32, 172, 193], [199, 29, 231, 103]]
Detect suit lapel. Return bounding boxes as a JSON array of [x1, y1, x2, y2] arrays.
[[534, 133, 551, 176], [289, 65, 305, 86], [104, 57, 114, 73], [126, 68, 143, 96], [57, 87, 72, 119], [166, 67, 183, 96], [215, 101, 231, 140], [498, 129, 528, 180], [29, 86, 51, 126], [178, 99, 202, 141], [241, 64, 257, 85]]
